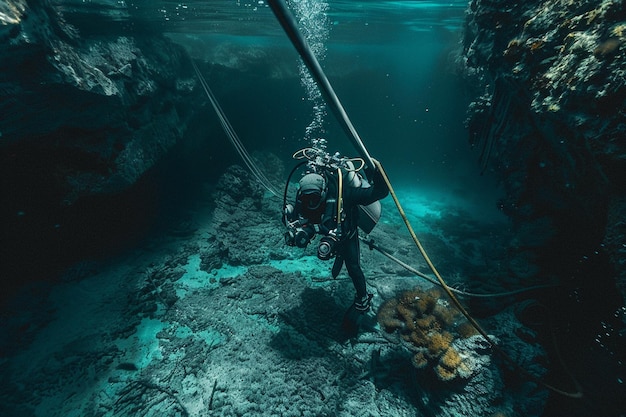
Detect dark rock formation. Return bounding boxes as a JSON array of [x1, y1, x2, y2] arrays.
[[0, 0, 200, 291], [461, 2, 626, 414], [2, 0, 196, 199], [462, 0, 626, 308]]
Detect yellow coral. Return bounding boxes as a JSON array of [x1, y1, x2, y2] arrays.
[[425, 286, 443, 299], [427, 331, 453, 357], [376, 286, 475, 381], [432, 303, 458, 326], [415, 315, 436, 331], [396, 304, 417, 330], [409, 328, 428, 347], [415, 295, 436, 315], [381, 318, 404, 333], [440, 347, 462, 369], [434, 348, 465, 381], [377, 299, 403, 333]]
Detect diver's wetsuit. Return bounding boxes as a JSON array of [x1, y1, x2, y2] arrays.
[[323, 167, 388, 299], [292, 166, 389, 300]]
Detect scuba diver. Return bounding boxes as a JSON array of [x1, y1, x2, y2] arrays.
[[282, 148, 389, 315]]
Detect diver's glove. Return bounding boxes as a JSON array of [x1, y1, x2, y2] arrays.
[[364, 158, 383, 182], [364, 158, 389, 199]]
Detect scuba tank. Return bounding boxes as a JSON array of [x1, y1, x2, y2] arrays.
[[341, 159, 382, 234]]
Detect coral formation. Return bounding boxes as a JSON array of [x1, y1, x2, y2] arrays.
[[427, 331, 453, 358], [435, 363, 456, 381], [440, 347, 462, 369], [377, 286, 481, 381]]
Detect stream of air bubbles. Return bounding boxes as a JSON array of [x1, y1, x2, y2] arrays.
[[289, 0, 330, 155]]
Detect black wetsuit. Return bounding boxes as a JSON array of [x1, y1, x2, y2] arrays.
[[291, 167, 389, 299]]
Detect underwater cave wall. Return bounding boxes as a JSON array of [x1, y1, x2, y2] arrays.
[[0, 0, 202, 289], [462, 0, 626, 305]]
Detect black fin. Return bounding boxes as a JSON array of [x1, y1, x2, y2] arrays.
[[341, 304, 361, 338], [331, 255, 343, 278]]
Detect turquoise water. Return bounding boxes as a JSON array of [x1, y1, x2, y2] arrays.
[[141, 0, 502, 217]]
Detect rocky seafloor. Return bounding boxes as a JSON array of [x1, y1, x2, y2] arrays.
[[1, 162, 559, 417]]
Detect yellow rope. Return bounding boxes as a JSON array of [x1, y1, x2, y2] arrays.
[[374, 161, 493, 342]]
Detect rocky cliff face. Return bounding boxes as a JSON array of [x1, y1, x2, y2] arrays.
[[1, 0, 199, 287], [462, 0, 626, 308], [2, 0, 197, 200]]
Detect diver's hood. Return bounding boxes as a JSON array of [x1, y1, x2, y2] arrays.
[[299, 173, 326, 195]]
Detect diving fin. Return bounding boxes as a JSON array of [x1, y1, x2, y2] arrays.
[[332, 255, 344, 278], [341, 295, 375, 338], [341, 304, 361, 338]]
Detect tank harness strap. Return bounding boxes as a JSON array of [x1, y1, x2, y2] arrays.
[[336, 167, 343, 237]]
